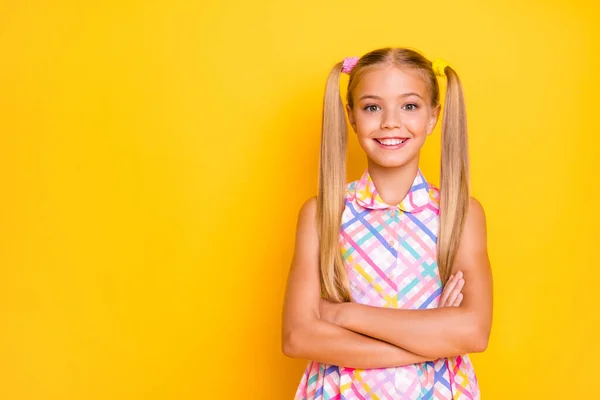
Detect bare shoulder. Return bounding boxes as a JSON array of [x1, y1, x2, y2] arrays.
[[296, 195, 319, 242], [291, 196, 321, 274], [468, 196, 486, 222], [466, 196, 487, 232], [298, 195, 317, 222], [459, 196, 489, 256]]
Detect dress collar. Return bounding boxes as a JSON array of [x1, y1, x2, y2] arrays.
[[354, 167, 432, 213]]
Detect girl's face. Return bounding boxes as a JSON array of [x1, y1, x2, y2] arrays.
[[346, 65, 440, 169]]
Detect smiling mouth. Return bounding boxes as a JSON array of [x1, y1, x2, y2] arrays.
[[374, 138, 410, 148]]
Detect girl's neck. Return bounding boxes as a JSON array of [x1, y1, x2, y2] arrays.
[[366, 157, 420, 206]]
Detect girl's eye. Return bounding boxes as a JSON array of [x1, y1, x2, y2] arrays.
[[404, 103, 418, 111], [364, 105, 380, 112]]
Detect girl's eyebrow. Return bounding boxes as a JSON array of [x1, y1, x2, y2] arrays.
[[359, 92, 423, 101]]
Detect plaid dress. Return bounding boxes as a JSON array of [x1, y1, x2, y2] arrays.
[[294, 167, 480, 400]]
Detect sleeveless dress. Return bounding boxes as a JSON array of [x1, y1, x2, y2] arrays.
[[294, 167, 480, 400]]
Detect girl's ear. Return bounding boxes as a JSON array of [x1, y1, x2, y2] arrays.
[[427, 104, 442, 135], [346, 104, 357, 133]]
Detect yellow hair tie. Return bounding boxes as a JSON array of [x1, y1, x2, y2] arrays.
[[432, 58, 449, 77]]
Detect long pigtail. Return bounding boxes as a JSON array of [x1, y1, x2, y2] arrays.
[[437, 65, 470, 285], [317, 62, 351, 302]]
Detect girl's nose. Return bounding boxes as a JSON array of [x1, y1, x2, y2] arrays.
[[381, 110, 402, 130]]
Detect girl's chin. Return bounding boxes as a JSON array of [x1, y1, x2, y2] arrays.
[[367, 156, 416, 169], [361, 143, 422, 166]]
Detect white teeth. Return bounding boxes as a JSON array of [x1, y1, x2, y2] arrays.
[[378, 138, 406, 145]]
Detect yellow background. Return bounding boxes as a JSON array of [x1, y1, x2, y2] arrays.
[[0, 1, 598, 399]]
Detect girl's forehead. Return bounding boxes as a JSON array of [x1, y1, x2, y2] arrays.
[[354, 65, 428, 97]]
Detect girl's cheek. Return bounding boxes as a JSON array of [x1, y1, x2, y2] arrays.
[[406, 118, 427, 130]]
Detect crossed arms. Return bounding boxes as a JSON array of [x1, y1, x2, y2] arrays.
[[281, 196, 493, 369]]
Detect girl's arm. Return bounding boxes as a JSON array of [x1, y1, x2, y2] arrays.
[[322, 197, 493, 360], [282, 196, 433, 369]]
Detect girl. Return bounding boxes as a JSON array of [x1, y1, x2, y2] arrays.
[[282, 47, 493, 399]]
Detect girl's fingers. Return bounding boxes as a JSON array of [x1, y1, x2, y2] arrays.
[[453, 293, 464, 307], [446, 277, 464, 306], [443, 274, 461, 306], [440, 274, 457, 307]]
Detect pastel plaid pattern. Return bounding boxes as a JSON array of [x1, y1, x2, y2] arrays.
[[294, 168, 480, 400]]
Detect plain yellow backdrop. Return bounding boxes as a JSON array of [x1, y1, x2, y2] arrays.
[[0, 0, 598, 399]]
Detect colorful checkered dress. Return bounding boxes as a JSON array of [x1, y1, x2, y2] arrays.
[[294, 167, 480, 399]]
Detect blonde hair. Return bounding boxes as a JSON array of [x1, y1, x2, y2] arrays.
[[317, 47, 469, 302]]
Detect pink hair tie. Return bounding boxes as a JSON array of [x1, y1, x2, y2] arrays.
[[342, 56, 359, 74]]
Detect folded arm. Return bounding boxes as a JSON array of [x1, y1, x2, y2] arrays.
[[282, 196, 434, 369], [326, 197, 493, 359]]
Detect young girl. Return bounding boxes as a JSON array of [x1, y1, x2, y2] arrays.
[[282, 47, 493, 399]]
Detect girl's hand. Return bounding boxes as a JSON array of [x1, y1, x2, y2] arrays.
[[319, 298, 341, 325], [439, 271, 465, 307]]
